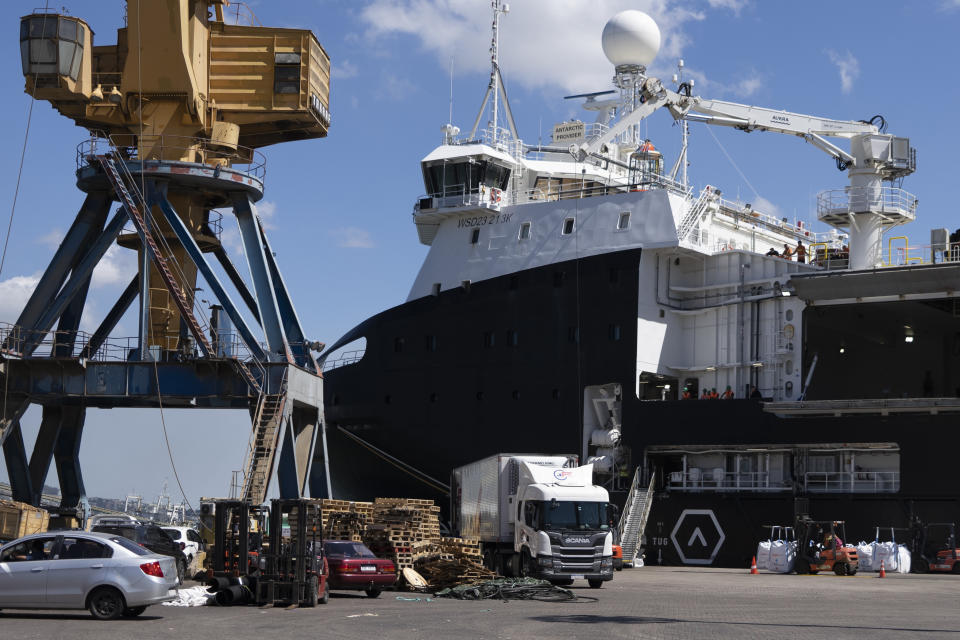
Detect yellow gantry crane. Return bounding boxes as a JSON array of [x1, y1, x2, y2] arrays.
[[2, 1, 333, 515]]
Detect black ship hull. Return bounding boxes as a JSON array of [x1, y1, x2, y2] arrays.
[[322, 247, 960, 566]]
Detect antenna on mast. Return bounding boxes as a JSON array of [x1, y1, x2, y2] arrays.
[[467, 1, 519, 145], [668, 58, 692, 188]]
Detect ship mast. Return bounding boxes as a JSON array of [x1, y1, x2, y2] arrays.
[[468, 1, 518, 145]]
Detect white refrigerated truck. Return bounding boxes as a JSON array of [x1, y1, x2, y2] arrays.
[[451, 453, 614, 588]]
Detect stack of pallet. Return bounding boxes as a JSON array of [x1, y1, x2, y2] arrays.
[[319, 499, 372, 542], [362, 498, 443, 570], [415, 537, 495, 589], [0, 500, 48, 542]]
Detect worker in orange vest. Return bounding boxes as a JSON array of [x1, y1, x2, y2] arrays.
[[796, 239, 807, 264], [721, 385, 734, 399], [682, 388, 692, 400]]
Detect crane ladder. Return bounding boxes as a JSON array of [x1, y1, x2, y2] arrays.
[[240, 369, 288, 505]]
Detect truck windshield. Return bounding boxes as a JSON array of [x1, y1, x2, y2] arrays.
[[540, 501, 608, 531]]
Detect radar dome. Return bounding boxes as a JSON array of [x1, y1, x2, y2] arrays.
[[601, 10, 661, 68]]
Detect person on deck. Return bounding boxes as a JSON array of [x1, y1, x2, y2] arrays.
[[781, 244, 794, 260], [721, 385, 734, 399], [765, 247, 779, 257], [749, 385, 762, 399], [701, 389, 710, 400], [795, 240, 806, 264]]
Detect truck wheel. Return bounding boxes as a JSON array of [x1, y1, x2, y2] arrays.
[[833, 562, 847, 576], [520, 550, 534, 578], [847, 568, 857, 576], [588, 579, 603, 589]]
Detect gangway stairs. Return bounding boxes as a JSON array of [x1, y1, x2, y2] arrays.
[[97, 152, 262, 393], [240, 371, 288, 504], [618, 467, 656, 566], [676, 186, 715, 243]]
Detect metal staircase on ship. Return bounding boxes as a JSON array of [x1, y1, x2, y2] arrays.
[[618, 467, 656, 566]]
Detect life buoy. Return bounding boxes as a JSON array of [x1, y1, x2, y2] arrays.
[[491, 188, 501, 203]]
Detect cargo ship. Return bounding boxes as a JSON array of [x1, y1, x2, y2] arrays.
[[319, 6, 960, 566]]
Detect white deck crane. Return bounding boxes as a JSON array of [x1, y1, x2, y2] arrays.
[[577, 11, 917, 269]]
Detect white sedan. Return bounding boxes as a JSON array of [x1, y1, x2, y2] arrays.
[[0, 531, 178, 619]]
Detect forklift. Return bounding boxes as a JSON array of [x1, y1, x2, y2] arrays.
[[910, 520, 960, 574], [209, 500, 269, 578], [794, 517, 859, 576], [256, 499, 330, 607]]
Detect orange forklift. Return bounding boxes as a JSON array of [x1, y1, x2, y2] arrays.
[[794, 517, 859, 576], [910, 521, 960, 574]]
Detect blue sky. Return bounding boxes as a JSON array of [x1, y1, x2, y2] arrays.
[[1, 0, 958, 508]]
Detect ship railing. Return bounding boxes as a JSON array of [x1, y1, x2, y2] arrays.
[[804, 471, 900, 493], [321, 348, 365, 372], [712, 196, 835, 243], [76, 133, 267, 182], [667, 470, 789, 492], [879, 238, 960, 267], [817, 186, 918, 223]]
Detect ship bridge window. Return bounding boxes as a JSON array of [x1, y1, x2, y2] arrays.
[[617, 212, 631, 230], [20, 16, 85, 80], [519, 222, 531, 240], [423, 159, 511, 198]]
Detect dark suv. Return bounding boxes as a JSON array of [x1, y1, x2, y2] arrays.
[[92, 521, 188, 583]]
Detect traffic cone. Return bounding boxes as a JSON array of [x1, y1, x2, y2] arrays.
[[878, 560, 886, 578], [750, 556, 758, 575]]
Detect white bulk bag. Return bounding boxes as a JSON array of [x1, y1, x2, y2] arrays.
[[856, 542, 874, 572], [767, 539, 796, 573], [874, 541, 901, 571], [756, 540, 772, 571]]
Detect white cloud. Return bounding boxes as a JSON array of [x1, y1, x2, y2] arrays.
[[330, 227, 375, 249], [91, 244, 137, 289], [706, 0, 748, 13], [750, 195, 780, 218], [376, 72, 416, 101], [333, 60, 359, 79], [0, 274, 40, 324], [38, 229, 64, 249], [941, 0, 960, 9], [734, 74, 762, 97], [825, 49, 859, 94], [257, 200, 277, 230], [360, 1, 707, 94]]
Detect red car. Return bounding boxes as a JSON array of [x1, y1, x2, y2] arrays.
[[323, 541, 397, 598]]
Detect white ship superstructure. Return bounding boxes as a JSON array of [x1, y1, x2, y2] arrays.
[[407, 6, 920, 407]]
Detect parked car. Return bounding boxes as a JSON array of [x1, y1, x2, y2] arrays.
[[161, 526, 204, 566], [91, 521, 187, 584], [322, 540, 397, 598], [0, 531, 178, 619]]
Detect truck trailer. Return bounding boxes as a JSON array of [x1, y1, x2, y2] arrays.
[[451, 453, 614, 588]]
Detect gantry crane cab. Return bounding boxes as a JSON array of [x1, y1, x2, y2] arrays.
[[19, 1, 331, 154], [20, 12, 94, 101]]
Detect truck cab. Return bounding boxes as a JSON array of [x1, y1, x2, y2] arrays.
[[514, 462, 614, 588]]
